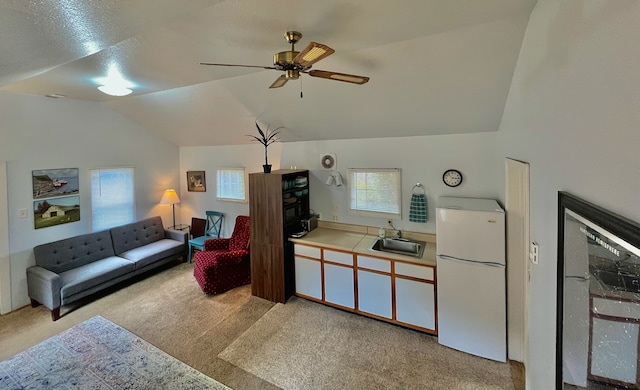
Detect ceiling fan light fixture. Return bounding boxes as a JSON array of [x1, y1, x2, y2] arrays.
[[97, 85, 132, 96], [96, 64, 134, 96], [285, 70, 299, 80]]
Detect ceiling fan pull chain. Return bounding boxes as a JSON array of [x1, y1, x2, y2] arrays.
[[300, 78, 303, 99]]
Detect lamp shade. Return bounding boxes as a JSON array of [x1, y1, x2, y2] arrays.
[[160, 189, 180, 204]]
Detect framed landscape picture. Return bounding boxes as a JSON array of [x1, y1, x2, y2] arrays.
[[187, 171, 206, 192], [32, 168, 79, 199], [33, 195, 80, 229]]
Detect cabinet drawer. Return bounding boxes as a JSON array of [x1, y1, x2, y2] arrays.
[[357, 255, 391, 273], [324, 249, 353, 266], [593, 297, 640, 320], [295, 244, 321, 259], [395, 262, 434, 281]]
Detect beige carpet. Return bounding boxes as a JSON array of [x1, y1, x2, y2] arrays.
[[1, 261, 523, 390], [0, 262, 279, 390], [219, 297, 517, 390]]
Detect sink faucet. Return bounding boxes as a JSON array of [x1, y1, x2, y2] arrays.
[[388, 220, 402, 239]]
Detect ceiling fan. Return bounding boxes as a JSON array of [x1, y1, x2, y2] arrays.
[[200, 31, 370, 89]]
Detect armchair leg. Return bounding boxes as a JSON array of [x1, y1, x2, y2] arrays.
[[30, 298, 41, 308], [51, 307, 60, 321]]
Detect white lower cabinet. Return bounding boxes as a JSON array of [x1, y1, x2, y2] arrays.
[[294, 256, 322, 299], [357, 270, 392, 319], [294, 242, 437, 334], [324, 263, 355, 309], [395, 277, 436, 330]]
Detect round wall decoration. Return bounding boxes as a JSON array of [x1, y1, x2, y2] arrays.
[[321, 153, 337, 170], [443, 169, 463, 187]]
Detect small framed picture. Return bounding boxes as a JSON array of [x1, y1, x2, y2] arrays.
[[187, 171, 206, 192]]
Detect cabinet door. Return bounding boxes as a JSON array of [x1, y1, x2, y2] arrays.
[[295, 256, 322, 299], [357, 270, 392, 318], [324, 263, 354, 309], [396, 278, 435, 330]]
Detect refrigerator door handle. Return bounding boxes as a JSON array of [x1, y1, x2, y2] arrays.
[[437, 254, 506, 268]]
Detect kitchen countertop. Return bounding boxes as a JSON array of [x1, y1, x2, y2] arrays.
[[290, 227, 437, 267]]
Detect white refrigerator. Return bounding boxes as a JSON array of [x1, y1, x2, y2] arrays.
[[436, 196, 507, 362]]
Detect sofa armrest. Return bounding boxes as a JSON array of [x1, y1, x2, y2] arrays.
[[165, 229, 188, 243], [27, 266, 61, 310]]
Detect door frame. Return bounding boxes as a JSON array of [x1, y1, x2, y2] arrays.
[[505, 158, 530, 363], [0, 162, 11, 314]]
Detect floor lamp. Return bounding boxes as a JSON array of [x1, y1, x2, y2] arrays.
[[160, 189, 181, 228]]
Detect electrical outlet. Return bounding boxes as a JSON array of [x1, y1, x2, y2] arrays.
[[18, 208, 28, 219], [332, 204, 339, 212], [332, 215, 339, 221]]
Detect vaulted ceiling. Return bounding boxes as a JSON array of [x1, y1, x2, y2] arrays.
[[0, 0, 536, 146]]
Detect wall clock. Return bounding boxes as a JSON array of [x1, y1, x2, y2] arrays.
[[443, 169, 463, 187]]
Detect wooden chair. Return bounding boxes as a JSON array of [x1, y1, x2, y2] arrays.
[[188, 211, 223, 263], [190, 217, 206, 240]]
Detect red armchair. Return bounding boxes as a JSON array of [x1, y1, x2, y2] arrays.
[[193, 215, 251, 295]]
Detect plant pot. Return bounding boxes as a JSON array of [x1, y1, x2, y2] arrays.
[[263, 164, 272, 173]]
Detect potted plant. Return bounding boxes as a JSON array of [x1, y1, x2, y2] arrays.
[[248, 121, 283, 173]]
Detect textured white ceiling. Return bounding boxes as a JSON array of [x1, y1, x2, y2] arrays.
[[0, 0, 537, 146]]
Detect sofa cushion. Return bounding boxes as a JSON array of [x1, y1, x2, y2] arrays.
[[59, 256, 135, 298], [34, 231, 116, 274], [110, 216, 166, 255], [118, 239, 184, 270]]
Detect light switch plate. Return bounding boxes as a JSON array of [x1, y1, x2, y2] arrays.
[[529, 242, 539, 264], [18, 208, 28, 219]]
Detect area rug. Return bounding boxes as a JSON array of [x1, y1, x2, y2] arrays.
[[219, 297, 515, 390], [0, 315, 230, 389]]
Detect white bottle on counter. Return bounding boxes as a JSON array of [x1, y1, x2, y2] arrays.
[[378, 227, 386, 239]]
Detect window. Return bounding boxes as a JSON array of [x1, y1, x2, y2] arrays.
[[348, 168, 401, 219], [90, 167, 135, 231], [217, 168, 246, 202]]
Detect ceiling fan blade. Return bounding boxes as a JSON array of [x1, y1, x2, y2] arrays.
[[307, 70, 370, 85], [200, 62, 277, 70], [269, 75, 289, 89], [293, 42, 335, 68]]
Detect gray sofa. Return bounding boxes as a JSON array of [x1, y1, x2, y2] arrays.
[[28, 216, 187, 321]]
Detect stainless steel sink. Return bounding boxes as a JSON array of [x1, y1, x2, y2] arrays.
[[369, 237, 426, 258]]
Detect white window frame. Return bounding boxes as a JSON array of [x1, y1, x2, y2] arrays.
[[347, 168, 402, 219], [216, 167, 247, 202], [89, 167, 135, 231]]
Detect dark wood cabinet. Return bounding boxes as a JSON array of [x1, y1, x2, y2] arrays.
[[249, 169, 310, 303]]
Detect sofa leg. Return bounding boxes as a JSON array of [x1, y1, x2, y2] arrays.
[[51, 307, 61, 321], [30, 298, 41, 308]]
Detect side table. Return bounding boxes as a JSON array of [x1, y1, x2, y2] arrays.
[[169, 224, 191, 235]]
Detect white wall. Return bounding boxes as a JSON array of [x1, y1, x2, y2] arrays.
[[0, 91, 181, 310], [180, 132, 502, 236], [497, 1, 640, 388], [178, 143, 282, 236], [282, 134, 503, 233]]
